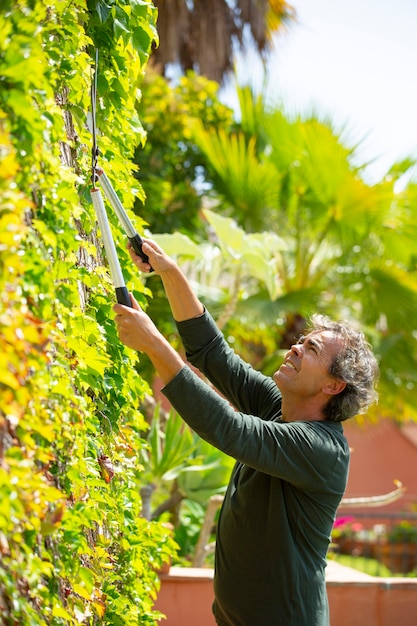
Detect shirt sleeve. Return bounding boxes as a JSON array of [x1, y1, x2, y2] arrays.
[[162, 366, 348, 491], [176, 309, 281, 420]]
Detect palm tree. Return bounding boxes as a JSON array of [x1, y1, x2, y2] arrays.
[[151, 0, 295, 83]]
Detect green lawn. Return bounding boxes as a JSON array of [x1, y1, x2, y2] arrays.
[[329, 553, 397, 577]]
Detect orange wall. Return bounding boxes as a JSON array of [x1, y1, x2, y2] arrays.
[[155, 568, 215, 626], [327, 580, 417, 626], [155, 568, 417, 626], [341, 420, 417, 514]]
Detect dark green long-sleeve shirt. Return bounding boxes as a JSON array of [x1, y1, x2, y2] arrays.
[[162, 310, 350, 626]]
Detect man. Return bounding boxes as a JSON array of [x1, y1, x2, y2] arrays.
[[113, 239, 379, 626]]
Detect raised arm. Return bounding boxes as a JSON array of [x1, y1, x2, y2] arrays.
[[125, 239, 281, 418], [128, 239, 204, 322], [113, 238, 203, 384]]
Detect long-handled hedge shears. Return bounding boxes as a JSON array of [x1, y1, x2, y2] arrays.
[[89, 49, 151, 307]]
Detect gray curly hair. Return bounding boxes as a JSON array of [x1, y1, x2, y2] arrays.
[[307, 314, 379, 422]]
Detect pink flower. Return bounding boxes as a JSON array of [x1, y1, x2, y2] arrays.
[[333, 516, 355, 529]]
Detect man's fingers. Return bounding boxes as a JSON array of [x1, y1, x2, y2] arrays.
[[127, 242, 148, 265], [113, 295, 142, 315], [129, 293, 141, 311]]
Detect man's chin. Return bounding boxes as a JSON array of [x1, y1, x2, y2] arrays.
[[273, 370, 282, 385]]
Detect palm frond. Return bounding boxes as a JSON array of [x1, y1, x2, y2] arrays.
[[193, 121, 280, 230], [368, 264, 417, 332]]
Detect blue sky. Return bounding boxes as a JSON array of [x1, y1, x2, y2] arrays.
[[227, 0, 417, 185]]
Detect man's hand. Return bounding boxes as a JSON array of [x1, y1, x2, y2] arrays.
[[128, 237, 204, 322], [113, 293, 160, 352], [113, 292, 185, 384], [127, 239, 176, 275]]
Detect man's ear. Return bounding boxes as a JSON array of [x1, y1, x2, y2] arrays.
[[322, 379, 346, 396]]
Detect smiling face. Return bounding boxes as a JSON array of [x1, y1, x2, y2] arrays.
[[273, 330, 347, 419]]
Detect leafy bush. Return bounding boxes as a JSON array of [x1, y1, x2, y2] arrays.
[[387, 522, 417, 544]]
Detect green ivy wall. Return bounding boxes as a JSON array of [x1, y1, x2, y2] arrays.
[[0, 1, 175, 623]]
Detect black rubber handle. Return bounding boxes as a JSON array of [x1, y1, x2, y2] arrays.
[[128, 234, 154, 272], [115, 286, 132, 307]]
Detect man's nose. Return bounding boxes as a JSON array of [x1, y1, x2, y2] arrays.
[[291, 343, 303, 356]]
